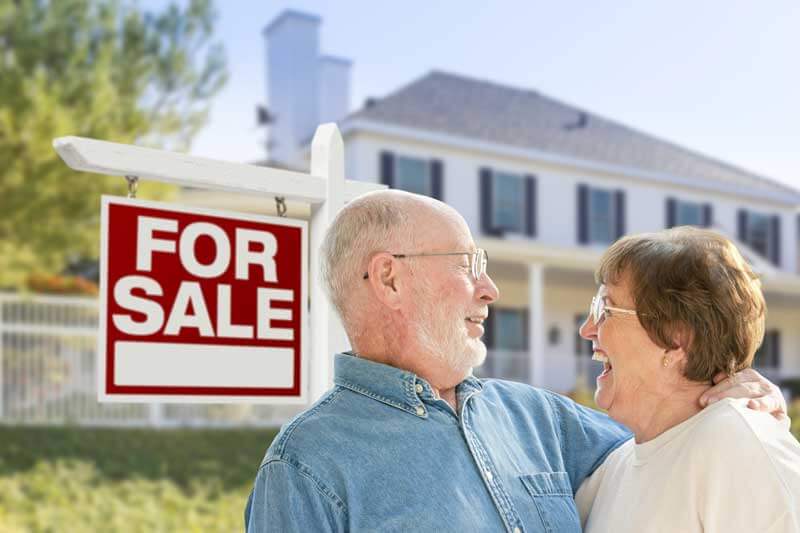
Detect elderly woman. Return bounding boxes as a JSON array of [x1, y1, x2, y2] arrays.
[[575, 227, 800, 532]]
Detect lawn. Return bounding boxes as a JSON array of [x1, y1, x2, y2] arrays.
[[0, 426, 278, 533]]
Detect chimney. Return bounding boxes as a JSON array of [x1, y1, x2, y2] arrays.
[[263, 10, 321, 167], [318, 55, 351, 125], [263, 11, 352, 168]]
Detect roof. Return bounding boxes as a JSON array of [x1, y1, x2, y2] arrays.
[[347, 70, 799, 200]]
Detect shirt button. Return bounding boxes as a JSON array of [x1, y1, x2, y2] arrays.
[[415, 406, 425, 416], [484, 469, 493, 481], [415, 383, 423, 394]]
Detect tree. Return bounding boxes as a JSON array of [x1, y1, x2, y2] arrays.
[[0, 0, 227, 288]]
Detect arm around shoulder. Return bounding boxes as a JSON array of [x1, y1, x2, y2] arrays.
[[245, 458, 347, 533]]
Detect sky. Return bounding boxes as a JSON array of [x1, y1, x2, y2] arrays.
[[151, 0, 800, 190]]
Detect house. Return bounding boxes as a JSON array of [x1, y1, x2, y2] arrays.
[[250, 10, 800, 396]]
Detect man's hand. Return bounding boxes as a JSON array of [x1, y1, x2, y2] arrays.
[[699, 368, 788, 421]]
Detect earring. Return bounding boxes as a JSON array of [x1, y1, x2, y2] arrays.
[[662, 355, 670, 368]]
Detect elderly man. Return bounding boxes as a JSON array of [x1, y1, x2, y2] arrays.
[[245, 190, 786, 532]]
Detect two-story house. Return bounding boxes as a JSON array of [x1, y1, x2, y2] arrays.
[[229, 10, 800, 397]]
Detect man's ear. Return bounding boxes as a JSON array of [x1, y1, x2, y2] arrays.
[[366, 253, 404, 310]]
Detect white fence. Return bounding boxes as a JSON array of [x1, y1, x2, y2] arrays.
[[0, 292, 303, 427]]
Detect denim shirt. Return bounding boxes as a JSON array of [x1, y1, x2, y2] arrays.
[[245, 353, 630, 532]]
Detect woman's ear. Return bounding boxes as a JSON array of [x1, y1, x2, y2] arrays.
[[365, 253, 403, 310]]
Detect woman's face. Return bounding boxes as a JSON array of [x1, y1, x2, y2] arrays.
[[579, 272, 671, 422]]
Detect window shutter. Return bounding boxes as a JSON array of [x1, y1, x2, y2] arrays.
[[666, 197, 676, 228], [614, 190, 626, 239], [772, 330, 781, 368], [577, 184, 589, 244], [380, 152, 394, 187], [521, 309, 529, 351], [525, 175, 537, 237], [574, 314, 585, 355], [484, 306, 495, 349], [737, 210, 748, 241], [702, 204, 713, 227], [480, 168, 500, 236], [770, 215, 781, 267], [430, 159, 443, 200]]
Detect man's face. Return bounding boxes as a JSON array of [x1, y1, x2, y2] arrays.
[[406, 212, 499, 375]]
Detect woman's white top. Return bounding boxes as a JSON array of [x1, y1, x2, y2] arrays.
[[576, 398, 800, 533]]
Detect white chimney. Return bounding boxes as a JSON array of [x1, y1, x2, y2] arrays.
[[263, 10, 321, 167], [318, 56, 351, 126], [263, 11, 351, 168]]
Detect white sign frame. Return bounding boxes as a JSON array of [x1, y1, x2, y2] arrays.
[[98, 195, 309, 404]]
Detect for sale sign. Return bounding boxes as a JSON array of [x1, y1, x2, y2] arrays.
[[98, 196, 307, 403]]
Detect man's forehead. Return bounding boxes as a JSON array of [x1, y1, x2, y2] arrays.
[[413, 209, 474, 251]]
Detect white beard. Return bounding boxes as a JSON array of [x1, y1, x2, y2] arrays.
[[411, 281, 487, 373]]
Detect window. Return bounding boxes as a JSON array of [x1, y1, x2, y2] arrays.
[[754, 330, 780, 369], [480, 168, 536, 237], [578, 185, 625, 245], [395, 156, 432, 196], [379, 151, 442, 199], [494, 309, 527, 351], [666, 198, 712, 228], [492, 172, 526, 233], [738, 209, 781, 265]]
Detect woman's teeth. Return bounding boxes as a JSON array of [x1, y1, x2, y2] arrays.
[[592, 351, 609, 363]]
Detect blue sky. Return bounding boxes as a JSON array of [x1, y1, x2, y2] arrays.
[[158, 1, 800, 190]]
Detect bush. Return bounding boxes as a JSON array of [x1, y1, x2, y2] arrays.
[[0, 426, 278, 532]]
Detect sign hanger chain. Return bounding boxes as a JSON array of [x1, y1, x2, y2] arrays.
[[275, 196, 287, 217], [125, 175, 139, 198]]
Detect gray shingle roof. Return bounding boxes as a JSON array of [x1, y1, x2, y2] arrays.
[[347, 71, 799, 199]]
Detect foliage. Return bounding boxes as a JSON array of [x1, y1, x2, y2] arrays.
[[26, 271, 99, 295], [0, 0, 228, 288], [0, 426, 278, 532], [790, 399, 800, 441]]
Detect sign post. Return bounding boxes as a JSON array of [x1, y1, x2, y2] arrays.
[[53, 123, 384, 404]]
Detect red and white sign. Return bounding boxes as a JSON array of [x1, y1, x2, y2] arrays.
[[98, 196, 307, 403]]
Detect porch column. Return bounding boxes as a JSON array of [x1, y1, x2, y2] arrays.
[[528, 263, 545, 387]]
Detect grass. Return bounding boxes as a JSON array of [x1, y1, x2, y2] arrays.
[[0, 426, 278, 533]]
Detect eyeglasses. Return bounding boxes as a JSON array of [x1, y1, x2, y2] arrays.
[[362, 248, 489, 281], [589, 292, 639, 326]]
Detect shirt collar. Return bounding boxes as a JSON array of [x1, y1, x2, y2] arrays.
[[333, 352, 483, 418]]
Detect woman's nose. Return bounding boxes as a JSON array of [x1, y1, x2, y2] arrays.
[[579, 315, 596, 340]]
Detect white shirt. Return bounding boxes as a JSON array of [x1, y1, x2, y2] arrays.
[[576, 398, 800, 533]]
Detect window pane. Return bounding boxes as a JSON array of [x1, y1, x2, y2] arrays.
[[589, 188, 614, 243], [495, 309, 525, 350], [492, 172, 525, 232], [395, 157, 430, 196], [747, 212, 771, 258], [676, 201, 702, 226]]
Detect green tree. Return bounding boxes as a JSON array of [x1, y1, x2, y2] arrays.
[[0, 0, 227, 288]]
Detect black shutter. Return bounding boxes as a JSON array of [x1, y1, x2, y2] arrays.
[[430, 159, 443, 200], [666, 197, 676, 228], [702, 204, 713, 227], [525, 175, 537, 237], [772, 330, 781, 368], [737, 210, 748, 242], [480, 168, 501, 236], [577, 184, 589, 244], [770, 215, 781, 267], [484, 306, 495, 349], [380, 151, 394, 187], [574, 314, 584, 355], [521, 309, 529, 351], [614, 190, 626, 239]]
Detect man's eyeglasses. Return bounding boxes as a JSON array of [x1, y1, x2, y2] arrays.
[[363, 249, 489, 281], [589, 291, 639, 326]]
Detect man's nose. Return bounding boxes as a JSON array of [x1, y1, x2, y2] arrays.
[[477, 273, 500, 303]]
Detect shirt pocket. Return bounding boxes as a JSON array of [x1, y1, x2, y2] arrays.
[[520, 472, 581, 533]]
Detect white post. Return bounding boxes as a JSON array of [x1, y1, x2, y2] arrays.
[[309, 124, 348, 402], [528, 263, 545, 388]]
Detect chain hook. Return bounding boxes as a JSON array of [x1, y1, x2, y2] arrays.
[[125, 175, 139, 199], [275, 196, 287, 217]]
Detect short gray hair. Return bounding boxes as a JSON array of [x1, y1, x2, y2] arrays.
[[320, 191, 419, 327]]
